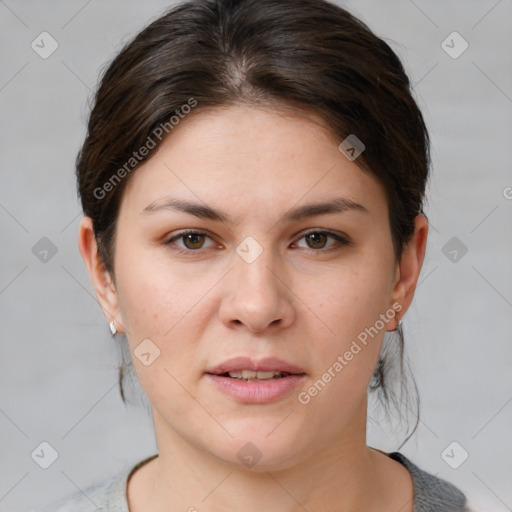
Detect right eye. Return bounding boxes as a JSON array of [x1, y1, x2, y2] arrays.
[[165, 230, 217, 253]]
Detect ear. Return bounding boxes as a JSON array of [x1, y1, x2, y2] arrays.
[[388, 214, 429, 329], [77, 216, 125, 334]]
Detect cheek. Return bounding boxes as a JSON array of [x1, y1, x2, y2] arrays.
[[316, 261, 391, 332], [115, 240, 204, 333], [114, 254, 209, 384], [116, 271, 207, 415], [303, 256, 393, 380], [300, 281, 389, 417]]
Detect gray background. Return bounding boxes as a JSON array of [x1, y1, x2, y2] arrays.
[[1, 1, 511, 511]]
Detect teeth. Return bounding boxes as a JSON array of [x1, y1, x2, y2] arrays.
[[227, 370, 286, 380]]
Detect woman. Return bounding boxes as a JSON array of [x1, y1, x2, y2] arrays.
[[38, 0, 470, 510]]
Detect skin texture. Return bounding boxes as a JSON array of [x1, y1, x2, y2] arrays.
[[79, 104, 428, 512]]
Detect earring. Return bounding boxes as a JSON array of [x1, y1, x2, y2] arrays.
[[389, 316, 402, 332], [109, 320, 117, 336]]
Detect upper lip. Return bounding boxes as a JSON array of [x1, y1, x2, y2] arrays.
[[206, 357, 306, 375]]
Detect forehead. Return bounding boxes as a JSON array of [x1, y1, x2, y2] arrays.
[[119, 105, 387, 220]]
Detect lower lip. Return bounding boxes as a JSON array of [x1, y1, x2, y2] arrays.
[[205, 374, 306, 404]]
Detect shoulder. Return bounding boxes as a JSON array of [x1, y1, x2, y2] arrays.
[[34, 454, 159, 512], [34, 463, 134, 512], [389, 452, 471, 512]]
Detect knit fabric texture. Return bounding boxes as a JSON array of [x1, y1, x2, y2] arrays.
[[36, 451, 468, 511]]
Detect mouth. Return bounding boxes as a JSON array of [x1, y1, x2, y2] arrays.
[[215, 370, 296, 381], [205, 356, 306, 379], [205, 357, 306, 403]]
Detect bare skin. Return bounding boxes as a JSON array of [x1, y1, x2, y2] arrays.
[[79, 104, 427, 511]]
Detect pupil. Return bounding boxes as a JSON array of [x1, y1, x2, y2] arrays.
[[307, 232, 326, 249], [184, 233, 203, 249]]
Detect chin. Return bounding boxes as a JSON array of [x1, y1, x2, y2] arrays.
[[206, 420, 309, 472]]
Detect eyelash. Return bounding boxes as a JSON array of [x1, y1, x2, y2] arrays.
[[165, 229, 351, 255]]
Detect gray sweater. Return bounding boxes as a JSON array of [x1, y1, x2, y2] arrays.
[[36, 451, 468, 511]]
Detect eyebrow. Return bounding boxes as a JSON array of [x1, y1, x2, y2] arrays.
[[141, 196, 369, 223]]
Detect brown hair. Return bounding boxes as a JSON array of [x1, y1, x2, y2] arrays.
[[76, 0, 429, 441]]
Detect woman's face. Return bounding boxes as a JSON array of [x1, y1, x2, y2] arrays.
[[84, 104, 423, 470]]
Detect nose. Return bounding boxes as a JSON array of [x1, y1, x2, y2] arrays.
[[218, 245, 296, 333]]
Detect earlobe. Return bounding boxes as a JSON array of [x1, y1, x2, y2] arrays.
[[77, 216, 125, 334], [388, 214, 429, 328]]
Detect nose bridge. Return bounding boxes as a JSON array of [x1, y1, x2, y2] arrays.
[[234, 234, 281, 301], [218, 233, 294, 332]]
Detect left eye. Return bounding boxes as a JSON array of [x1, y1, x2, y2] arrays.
[[294, 230, 349, 251], [165, 230, 349, 253]]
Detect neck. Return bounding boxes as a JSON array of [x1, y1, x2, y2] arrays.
[[130, 402, 410, 512]]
